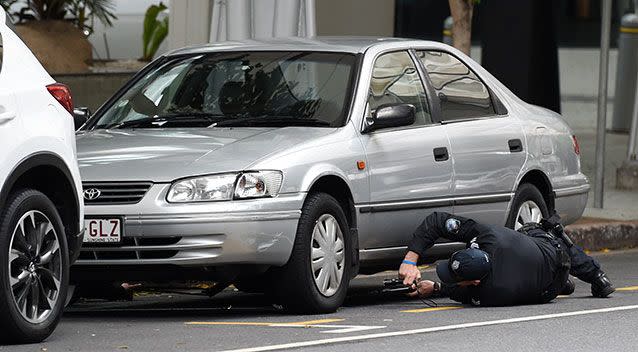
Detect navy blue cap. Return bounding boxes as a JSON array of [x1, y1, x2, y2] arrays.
[[436, 248, 491, 283]]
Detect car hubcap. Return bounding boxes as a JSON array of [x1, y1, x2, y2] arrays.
[[8, 210, 62, 324], [310, 214, 345, 297], [515, 200, 543, 230]]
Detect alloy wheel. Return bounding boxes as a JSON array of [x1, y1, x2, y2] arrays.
[[514, 200, 543, 230], [310, 214, 345, 297], [8, 210, 62, 324]]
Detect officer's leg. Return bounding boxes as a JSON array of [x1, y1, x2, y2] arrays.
[[564, 242, 615, 298], [566, 244, 600, 280]]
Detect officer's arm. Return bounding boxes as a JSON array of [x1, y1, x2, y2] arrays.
[[406, 212, 480, 257], [400, 212, 481, 286], [440, 283, 473, 304]]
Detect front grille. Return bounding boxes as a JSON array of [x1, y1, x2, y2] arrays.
[[83, 182, 153, 205], [80, 236, 182, 260]]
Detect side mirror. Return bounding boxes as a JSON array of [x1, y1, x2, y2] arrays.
[[363, 103, 415, 133], [73, 107, 90, 130]]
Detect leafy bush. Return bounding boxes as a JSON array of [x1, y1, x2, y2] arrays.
[[142, 2, 168, 61], [1, 0, 116, 35]]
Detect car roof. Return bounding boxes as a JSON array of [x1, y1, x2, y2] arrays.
[[166, 36, 445, 56]]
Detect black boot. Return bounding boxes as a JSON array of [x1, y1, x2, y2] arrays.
[[560, 278, 575, 295], [590, 271, 615, 298]]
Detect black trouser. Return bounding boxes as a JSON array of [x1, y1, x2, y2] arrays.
[[527, 230, 601, 301], [561, 240, 601, 283]]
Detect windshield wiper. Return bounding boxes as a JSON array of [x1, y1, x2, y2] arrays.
[[103, 113, 225, 129], [214, 115, 331, 127]]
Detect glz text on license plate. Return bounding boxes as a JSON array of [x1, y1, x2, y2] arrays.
[[84, 218, 121, 243]]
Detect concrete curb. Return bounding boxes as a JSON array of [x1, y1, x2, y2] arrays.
[[566, 219, 638, 251]]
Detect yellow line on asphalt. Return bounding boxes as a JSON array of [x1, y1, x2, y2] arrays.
[[617, 286, 638, 291], [278, 319, 344, 326], [401, 306, 463, 313], [185, 318, 344, 327]]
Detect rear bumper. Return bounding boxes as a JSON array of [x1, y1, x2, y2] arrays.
[[74, 187, 304, 267], [554, 183, 589, 225]]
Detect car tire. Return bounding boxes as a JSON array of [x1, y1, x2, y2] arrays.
[[506, 183, 550, 230], [0, 189, 69, 344], [273, 192, 351, 314]]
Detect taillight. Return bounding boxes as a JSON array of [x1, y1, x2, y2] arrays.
[[46, 83, 74, 114], [571, 135, 580, 155]]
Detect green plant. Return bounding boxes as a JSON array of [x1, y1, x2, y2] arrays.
[[141, 2, 168, 61], [5, 0, 116, 35]]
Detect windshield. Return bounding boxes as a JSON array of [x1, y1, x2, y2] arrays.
[[90, 51, 357, 129]]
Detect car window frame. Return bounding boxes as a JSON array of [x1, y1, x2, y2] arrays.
[[413, 49, 508, 125], [360, 48, 440, 135], [83, 51, 363, 131]]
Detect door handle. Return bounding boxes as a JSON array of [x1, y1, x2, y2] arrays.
[[508, 139, 523, 153], [433, 147, 449, 162], [0, 110, 16, 124]]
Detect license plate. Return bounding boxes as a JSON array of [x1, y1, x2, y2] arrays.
[[84, 218, 122, 243]]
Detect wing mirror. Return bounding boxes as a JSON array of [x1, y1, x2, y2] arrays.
[[363, 103, 416, 133], [73, 107, 90, 130]]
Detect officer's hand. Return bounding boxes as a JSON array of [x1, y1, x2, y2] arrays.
[[408, 280, 435, 298], [399, 263, 421, 286]]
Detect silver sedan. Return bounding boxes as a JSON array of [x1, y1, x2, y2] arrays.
[[74, 37, 589, 313]]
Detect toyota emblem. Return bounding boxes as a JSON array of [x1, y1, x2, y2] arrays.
[[83, 188, 102, 200]]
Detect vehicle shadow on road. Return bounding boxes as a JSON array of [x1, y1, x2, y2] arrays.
[[63, 282, 447, 321]]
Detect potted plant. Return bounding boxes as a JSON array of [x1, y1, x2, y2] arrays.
[[1, 0, 116, 73]]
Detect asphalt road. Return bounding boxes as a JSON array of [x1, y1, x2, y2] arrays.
[[2, 249, 638, 352]]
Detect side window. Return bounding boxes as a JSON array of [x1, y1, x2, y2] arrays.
[[416, 51, 495, 121], [368, 51, 432, 126]]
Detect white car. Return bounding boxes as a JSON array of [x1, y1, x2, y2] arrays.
[[0, 9, 84, 344]]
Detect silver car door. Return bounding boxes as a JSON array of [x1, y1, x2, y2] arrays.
[[358, 50, 453, 251], [415, 50, 526, 225]]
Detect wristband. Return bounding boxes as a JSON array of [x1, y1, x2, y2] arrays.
[[402, 259, 417, 266], [433, 281, 441, 294]]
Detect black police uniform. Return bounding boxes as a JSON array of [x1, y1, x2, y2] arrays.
[[407, 212, 604, 306]]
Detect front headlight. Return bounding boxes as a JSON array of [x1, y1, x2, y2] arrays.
[[234, 171, 283, 199], [166, 171, 283, 203], [167, 174, 237, 203]]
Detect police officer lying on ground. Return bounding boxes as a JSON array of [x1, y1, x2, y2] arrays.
[[398, 212, 614, 306]]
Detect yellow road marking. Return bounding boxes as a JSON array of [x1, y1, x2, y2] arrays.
[[185, 319, 344, 327], [617, 286, 638, 291], [279, 319, 344, 326], [401, 306, 463, 313]]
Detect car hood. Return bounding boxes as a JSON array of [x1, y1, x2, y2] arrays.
[[76, 128, 336, 182]]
